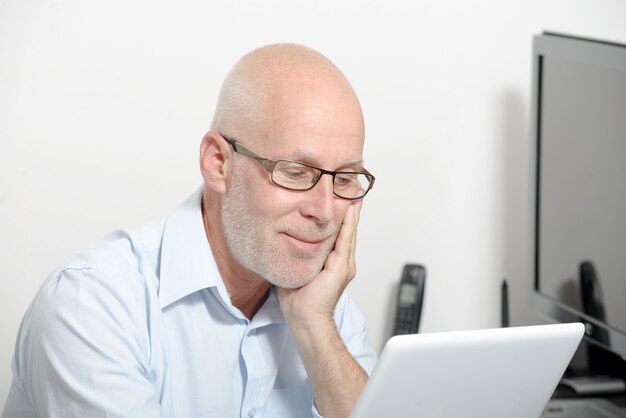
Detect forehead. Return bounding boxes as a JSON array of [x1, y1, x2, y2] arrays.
[[260, 133, 365, 173], [259, 131, 365, 171], [238, 61, 366, 167], [257, 99, 364, 169]]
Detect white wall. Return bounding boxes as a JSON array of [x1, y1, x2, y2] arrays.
[[2, 0, 626, 406]]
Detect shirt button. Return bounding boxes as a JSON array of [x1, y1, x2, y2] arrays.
[[248, 329, 256, 336], [248, 407, 256, 417]]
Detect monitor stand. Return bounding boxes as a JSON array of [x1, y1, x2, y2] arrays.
[[560, 376, 626, 397], [544, 398, 626, 418]]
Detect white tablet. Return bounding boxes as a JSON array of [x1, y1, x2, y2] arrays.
[[351, 323, 584, 418]]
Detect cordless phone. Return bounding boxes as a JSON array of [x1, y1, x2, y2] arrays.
[[393, 264, 426, 335]]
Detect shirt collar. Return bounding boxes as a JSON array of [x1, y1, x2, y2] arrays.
[[250, 287, 285, 328], [158, 186, 222, 309], [158, 186, 285, 326]]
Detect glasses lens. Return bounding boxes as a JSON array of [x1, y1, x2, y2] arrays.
[[271, 160, 372, 199], [334, 173, 372, 199], [272, 161, 321, 190]]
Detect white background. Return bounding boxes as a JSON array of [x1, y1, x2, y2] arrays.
[[2, 0, 626, 407]]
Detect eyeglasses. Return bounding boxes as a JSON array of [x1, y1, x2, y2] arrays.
[[221, 134, 375, 200]]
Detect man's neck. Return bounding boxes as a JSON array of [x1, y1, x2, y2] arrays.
[[229, 282, 271, 319]]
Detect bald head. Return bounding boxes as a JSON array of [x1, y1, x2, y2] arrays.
[[199, 45, 369, 294], [210, 44, 364, 143]]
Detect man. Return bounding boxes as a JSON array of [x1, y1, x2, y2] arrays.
[[3, 44, 376, 418]]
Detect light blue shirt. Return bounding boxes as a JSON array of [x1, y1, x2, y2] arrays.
[[3, 188, 377, 418]]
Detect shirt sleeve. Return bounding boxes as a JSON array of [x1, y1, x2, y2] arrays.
[[7, 266, 163, 418], [334, 291, 378, 376]]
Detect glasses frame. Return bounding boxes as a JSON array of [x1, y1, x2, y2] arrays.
[[221, 134, 375, 200]]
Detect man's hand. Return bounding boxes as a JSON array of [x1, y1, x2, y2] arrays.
[[277, 201, 367, 418], [277, 200, 362, 325]]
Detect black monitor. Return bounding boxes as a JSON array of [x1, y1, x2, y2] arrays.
[[530, 32, 626, 377]]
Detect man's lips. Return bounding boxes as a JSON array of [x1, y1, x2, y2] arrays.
[[281, 232, 329, 252]]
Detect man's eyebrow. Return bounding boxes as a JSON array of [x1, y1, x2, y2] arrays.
[[287, 149, 317, 161], [340, 159, 366, 169]]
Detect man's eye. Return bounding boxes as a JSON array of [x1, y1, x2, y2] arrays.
[[282, 168, 308, 179], [335, 174, 356, 187]]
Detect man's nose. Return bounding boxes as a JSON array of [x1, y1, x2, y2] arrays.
[[300, 174, 336, 223]]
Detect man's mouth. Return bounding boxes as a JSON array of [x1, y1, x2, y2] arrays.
[[281, 232, 329, 253]]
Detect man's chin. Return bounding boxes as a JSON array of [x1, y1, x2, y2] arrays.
[[269, 273, 316, 289], [264, 248, 331, 289]]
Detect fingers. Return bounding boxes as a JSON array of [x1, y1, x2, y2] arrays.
[[348, 201, 362, 266], [334, 203, 357, 256], [320, 201, 363, 287], [332, 201, 362, 282]]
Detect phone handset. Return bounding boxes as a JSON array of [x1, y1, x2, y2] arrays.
[[393, 264, 426, 335]]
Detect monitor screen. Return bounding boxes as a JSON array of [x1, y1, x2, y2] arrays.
[[531, 33, 626, 365]]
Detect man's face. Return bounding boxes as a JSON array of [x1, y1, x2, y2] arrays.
[[221, 92, 365, 288], [221, 156, 339, 289]]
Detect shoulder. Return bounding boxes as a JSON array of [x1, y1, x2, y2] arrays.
[[70, 219, 164, 280], [48, 219, 164, 298], [19, 219, 166, 351], [9, 220, 171, 416]]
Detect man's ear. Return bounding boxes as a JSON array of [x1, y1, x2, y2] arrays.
[[199, 131, 232, 194]]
